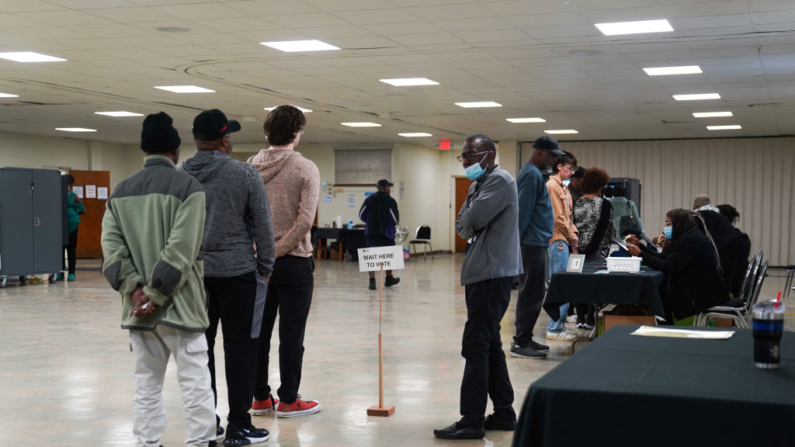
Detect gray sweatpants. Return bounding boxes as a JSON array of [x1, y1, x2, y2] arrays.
[[129, 325, 216, 447]]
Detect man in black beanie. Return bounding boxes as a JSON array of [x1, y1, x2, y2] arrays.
[[101, 111, 218, 447]]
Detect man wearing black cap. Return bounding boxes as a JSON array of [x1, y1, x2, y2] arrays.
[[511, 136, 566, 360], [101, 112, 217, 447], [181, 109, 275, 446], [359, 179, 400, 290]]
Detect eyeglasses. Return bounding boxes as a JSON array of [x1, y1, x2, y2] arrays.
[[664, 222, 672, 227], [563, 165, 575, 172], [456, 151, 489, 163]]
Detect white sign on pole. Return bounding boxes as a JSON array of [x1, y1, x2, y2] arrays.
[[358, 246, 405, 272]]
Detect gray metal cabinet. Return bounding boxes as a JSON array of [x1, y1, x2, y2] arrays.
[[0, 168, 64, 282]]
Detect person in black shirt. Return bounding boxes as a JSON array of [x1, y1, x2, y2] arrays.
[[359, 179, 400, 290]]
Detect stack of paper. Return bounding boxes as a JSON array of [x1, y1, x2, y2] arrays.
[[631, 326, 734, 340]]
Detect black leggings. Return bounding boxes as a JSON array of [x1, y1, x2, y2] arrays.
[[63, 229, 78, 274]]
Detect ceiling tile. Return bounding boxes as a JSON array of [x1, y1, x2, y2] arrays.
[[484, 1, 573, 15], [672, 14, 753, 29], [300, 0, 395, 11], [224, 0, 321, 15], [73, 24, 154, 38], [454, 29, 532, 43], [406, 3, 496, 20], [332, 8, 420, 25], [16, 10, 112, 25], [83, 6, 181, 22], [48, 0, 138, 8], [388, 33, 463, 46], [362, 21, 442, 36], [525, 25, 602, 39], [0, 1, 63, 12], [505, 12, 588, 28], [150, 3, 247, 20], [195, 17, 280, 32], [435, 17, 514, 32]]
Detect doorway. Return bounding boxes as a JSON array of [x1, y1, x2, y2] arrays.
[[454, 177, 475, 253]]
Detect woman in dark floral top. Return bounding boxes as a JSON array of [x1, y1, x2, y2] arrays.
[[572, 167, 615, 328]]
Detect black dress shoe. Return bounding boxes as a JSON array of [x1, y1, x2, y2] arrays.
[[433, 422, 485, 440], [484, 414, 516, 431]]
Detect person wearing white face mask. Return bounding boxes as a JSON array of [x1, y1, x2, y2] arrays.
[[434, 134, 523, 440]]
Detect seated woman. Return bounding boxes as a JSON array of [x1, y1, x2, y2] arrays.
[[572, 167, 616, 329], [626, 209, 737, 323]]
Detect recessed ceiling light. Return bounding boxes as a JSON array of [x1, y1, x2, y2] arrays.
[[260, 40, 340, 52], [545, 129, 579, 135], [707, 125, 742, 130], [264, 106, 313, 113], [0, 51, 66, 62], [693, 111, 733, 118], [455, 101, 502, 108], [398, 133, 433, 137], [673, 93, 720, 101], [95, 111, 144, 117], [0, 92, 19, 98], [595, 19, 673, 36], [644, 65, 702, 76], [380, 78, 439, 87], [341, 122, 381, 128], [56, 128, 96, 132], [155, 85, 215, 93], [507, 118, 546, 123]]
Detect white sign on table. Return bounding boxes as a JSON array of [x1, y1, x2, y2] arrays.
[[358, 246, 405, 272]]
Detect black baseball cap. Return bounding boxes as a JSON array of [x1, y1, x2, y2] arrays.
[[192, 109, 241, 141], [377, 179, 394, 188], [532, 136, 566, 156]]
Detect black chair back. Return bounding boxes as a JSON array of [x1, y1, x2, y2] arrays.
[[416, 225, 431, 240]]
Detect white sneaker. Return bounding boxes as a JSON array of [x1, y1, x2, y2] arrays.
[[546, 330, 577, 341], [566, 315, 577, 323]]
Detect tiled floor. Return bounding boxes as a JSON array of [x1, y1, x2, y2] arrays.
[[0, 255, 790, 447]]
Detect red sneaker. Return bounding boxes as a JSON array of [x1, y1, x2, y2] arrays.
[[276, 396, 321, 418], [251, 395, 279, 416]]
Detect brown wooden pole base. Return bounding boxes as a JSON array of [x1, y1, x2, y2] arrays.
[[367, 405, 395, 417]]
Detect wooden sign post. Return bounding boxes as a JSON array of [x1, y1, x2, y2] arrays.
[[358, 245, 404, 417]]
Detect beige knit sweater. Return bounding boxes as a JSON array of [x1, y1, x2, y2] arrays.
[[248, 148, 320, 258]]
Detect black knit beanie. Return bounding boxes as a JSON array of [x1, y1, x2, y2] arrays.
[[140, 112, 181, 153]]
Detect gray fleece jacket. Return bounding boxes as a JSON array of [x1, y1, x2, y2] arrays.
[[180, 150, 276, 278]]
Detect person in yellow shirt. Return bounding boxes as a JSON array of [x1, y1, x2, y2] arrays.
[[545, 152, 578, 341]]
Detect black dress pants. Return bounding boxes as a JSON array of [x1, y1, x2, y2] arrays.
[[460, 276, 516, 428], [205, 271, 266, 432], [514, 244, 546, 346], [254, 256, 314, 405], [63, 229, 78, 274]]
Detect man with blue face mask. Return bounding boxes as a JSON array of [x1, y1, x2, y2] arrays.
[[434, 134, 523, 440]]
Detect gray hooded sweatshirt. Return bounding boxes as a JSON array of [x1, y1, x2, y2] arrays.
[[180, 150, 276, 278]]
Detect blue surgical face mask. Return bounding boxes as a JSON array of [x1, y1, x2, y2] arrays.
[[464, 153, 489, 180], [562, 179, 571, 187], [663, 226, 673, 240]]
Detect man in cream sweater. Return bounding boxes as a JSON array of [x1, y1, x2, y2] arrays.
[[248, 105, 322, 418]]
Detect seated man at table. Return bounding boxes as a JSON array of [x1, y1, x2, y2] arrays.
[[693, 195, 751, 298], [626, 209, 738, 323]]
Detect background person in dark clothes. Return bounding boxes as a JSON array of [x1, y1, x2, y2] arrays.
[[58, 174, 84, 282], [693, 195, 752, 298], [717, 204, 741, 225], [434, 134, 522, 440], [359, 179, 400, 290], [626, 209, 739, 323], [181, 109, 275, 446], [511, 136, 565, 360], [568, 166, 586, 204]]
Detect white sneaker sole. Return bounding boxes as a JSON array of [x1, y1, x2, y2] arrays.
[[277, 402, 322, 418], [546, 332, 577, 342], [250, 407, 275, 416], [241, 434, 269, 445]]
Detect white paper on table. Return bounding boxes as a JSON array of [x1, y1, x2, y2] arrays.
[[631, 326, 734, 340]]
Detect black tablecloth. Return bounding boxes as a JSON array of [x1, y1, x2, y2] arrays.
[[316, 228, 340, 240], [546, 261, 666, 317], [513, 325, 795, 447]]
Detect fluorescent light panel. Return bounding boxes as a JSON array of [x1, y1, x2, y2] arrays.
[[341, 122, 381, 128], [260, 40, 339, 52], [95, 111, 143, 117], [155, 85, 214, 93], [595, 19, 673, 36], [56, 128, 96, 132], [0, 92, 19, 98], [264, 106, 312, 113], [398, 133, 433, 137], [693, 111, 733, 118], [0, 51, 66, 62], [380, 78, 439, 87], [673, 93, 720, 101], [545, 129, 578, 135], [707, 125, 742, 130], [644, 65, 702, 76], [455, 101, 502, 108], [507, 118, 546, 123]]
